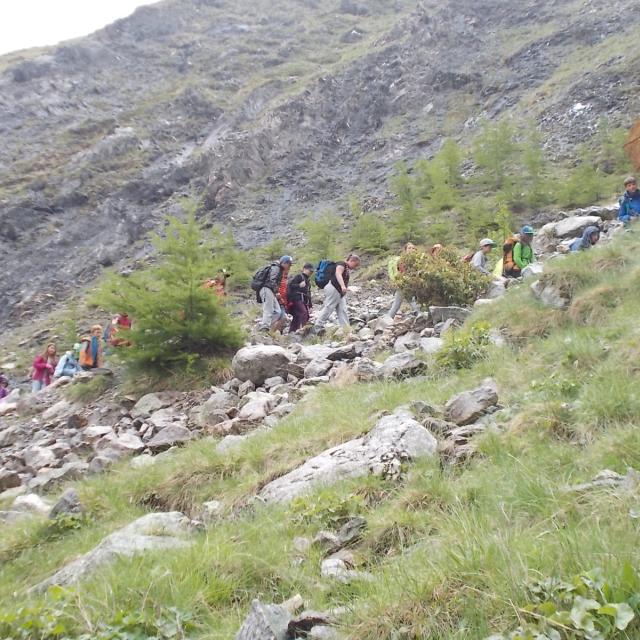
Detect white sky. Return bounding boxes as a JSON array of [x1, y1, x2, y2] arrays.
[[0, 1, 159, 56]]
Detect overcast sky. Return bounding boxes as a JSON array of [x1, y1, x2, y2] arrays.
[[0, 1, 158, 55]]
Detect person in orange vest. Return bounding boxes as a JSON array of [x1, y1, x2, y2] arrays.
[[79, 325, 105, 369], [203, 269, 230, 297]]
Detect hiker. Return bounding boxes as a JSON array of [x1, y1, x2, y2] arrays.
[[387, 243, 418, 319], [203, 269, 230, 297], [618, 176, 640, 226], [54, 344, 83, 378], [570, 225, 600, 252], [471, 238, 496, 275], [503, 226, 535, 277], [431, 244, 443, 257], [107, 313, 132, 347], [287, 263, 314, 333], [31, 343, 58, 392], [79, 325, 105, 370], [0, 375, 9, 401], [252, 256, 293, 334], [314, 254, 361, 332]]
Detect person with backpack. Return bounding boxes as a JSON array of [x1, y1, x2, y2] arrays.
[[503, 226, 535, 277], [618, 176, 640, 226], [31, 343, 58, 392], [252, 256, 293, 334], [313, 254, 361, 333], [54, 344, 83, 378], [387, 243, 418, 319], [570, 225, 600, 252], [287, 263, 315, 333], [471, 238, 496, 275]]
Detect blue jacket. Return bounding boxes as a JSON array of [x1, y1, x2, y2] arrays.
[[570, 225, 600, 252], [618, 190, 640, 224]]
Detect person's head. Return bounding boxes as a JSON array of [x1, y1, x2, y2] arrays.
[[346, 254, 361, 270], [430, 243, 443, 257], [479, 238, 496, 254], [624, 176, 637, 193], [403, 242, 417, 254], [279, 255, 293, 273], [91, 324, 102, 337], [44, 343, 56, 358], [585, 226, 600, 246], [520, 225, 535, 244], [0, 375, 8, 388], [302, 262, 315, 276]]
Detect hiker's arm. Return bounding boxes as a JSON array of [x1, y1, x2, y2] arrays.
[[335, 265, 347, 292], [513, 243, 525, 269]]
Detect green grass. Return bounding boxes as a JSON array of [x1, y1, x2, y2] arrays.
[[2, 233, 640, 637]]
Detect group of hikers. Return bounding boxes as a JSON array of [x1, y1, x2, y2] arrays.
[[2, 178, 637, 392], [10, 314, 133, 397], [249, 175, 639, 336]]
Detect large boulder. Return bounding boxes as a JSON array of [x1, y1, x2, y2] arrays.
[[259, 410, 437, 504], [232, 346, 292, 386], [445, 379, 498, 426], [33, 512, 196, 591], [553, 215, 602, 239]]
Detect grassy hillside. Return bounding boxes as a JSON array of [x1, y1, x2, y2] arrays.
[[2, 233, 640, 638]]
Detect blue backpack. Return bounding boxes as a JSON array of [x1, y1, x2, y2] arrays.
[[314, 259, 335, 289]]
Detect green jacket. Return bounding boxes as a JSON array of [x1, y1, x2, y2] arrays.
[[388, 256, 401, 283], [513, 242, 534, 270]]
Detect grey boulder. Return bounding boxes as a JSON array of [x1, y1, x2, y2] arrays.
[[146, 425, 192, 451], [259, 410, 437, 504], [232, 346, 292, 386], [445, 379, 498, 426], [33, 512, 196, 591]]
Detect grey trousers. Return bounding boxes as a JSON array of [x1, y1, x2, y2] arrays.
[[315, 283, 349, 329], [259, 287, 284, 330], [388, 290, 419, 318]]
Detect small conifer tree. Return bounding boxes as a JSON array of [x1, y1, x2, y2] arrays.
[[391, 162, 426, 243], [98, 205, 244, 371]]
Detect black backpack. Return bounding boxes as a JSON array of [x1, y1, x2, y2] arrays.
[[251, 265, 272, 292]]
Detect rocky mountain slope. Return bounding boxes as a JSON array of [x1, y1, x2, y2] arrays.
[[1, 0, 639, 327], [2, 225, 640, 639]]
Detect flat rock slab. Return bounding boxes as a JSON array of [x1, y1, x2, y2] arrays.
[[235, 599, 291, 640], [131, 392, 180, 418], [258, 410, 437, 504], [147, 425, 192, 451], [429, 306, 470, 325], [32, 512, 195, 591]]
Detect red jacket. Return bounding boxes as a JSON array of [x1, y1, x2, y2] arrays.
[[32, 355, 58, 385]]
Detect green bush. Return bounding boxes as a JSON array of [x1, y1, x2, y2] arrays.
[[397, 247, 491, 306], [436, 321, 492, 370], [489, 566, 640, 640], [288, 491, 365, 529], [97, 207, 244, 373]]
